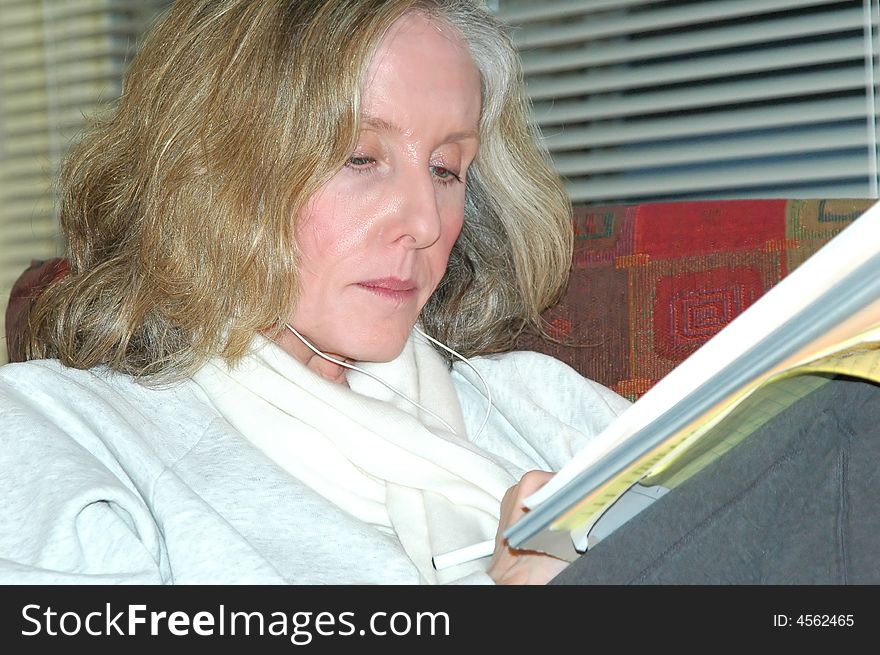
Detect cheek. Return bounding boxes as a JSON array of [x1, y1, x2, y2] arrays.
[[431, 208, 465, 270], [442, 205, 466, 248], [296, 188, 372, 263]]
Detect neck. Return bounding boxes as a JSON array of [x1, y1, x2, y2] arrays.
[[273, 327, 351, 386]]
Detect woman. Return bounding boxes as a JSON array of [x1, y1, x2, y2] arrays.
[[0, 0, 631, 584]]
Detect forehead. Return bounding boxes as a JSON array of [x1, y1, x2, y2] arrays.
[[360, 14, 481, 134]]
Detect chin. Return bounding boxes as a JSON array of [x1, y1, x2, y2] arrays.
[[348, 327, 413, 363], [355, 341, 409, 364]]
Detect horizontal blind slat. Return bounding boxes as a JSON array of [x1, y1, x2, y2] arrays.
[[498, 0, 667, 24], [542, 97, 869, 150], [511, 0, 847, 49], [526, 37, 866, 99], [565, 154, 870, 201], [0, 222, 60, 244], [552, 124, 870, 174], [2, 4, 141, 30], [657, 181, 873, 201], [533, 68, 871, 124], [4, 117, 92, 140], [521, 7, 864, 73], [2, 21, 141, 51], [5, 69, 125, 96], [3, 84, 122, 114], [3, 47, 134, 79]]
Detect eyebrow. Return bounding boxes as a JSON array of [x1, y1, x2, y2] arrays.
[[361, 115, 479, 142]]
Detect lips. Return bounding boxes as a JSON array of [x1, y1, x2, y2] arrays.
[[358, 277, 417, 292], [356, 277, 418, 302]]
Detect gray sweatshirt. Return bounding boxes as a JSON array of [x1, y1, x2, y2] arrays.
[[0, 352, 629, 584]]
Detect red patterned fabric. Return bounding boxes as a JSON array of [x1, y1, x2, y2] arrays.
[[516, 199, 876, 400], [5, 258, 68, 363]]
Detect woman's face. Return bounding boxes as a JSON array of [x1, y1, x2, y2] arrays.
[[283, 13, 481, 364]]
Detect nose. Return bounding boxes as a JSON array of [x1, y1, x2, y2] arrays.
[[391, 166, 442, 249]]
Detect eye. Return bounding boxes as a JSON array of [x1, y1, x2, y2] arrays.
[[430, 165, 462, 184], [345, 156, 375, 170]]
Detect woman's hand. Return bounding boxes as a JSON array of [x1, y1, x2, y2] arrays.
[[487, 470, 570, 585]]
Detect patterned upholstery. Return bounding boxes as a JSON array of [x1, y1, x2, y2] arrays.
[[516, 199, 876, 401], [5, 199, 876, 399], [5, 257, 68, 364]]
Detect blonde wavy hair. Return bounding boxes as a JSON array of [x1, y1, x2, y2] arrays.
[[24, 0, 572, 381]]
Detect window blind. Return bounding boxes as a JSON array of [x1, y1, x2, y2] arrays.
[[497, 0, 880, 205], [0, 0, 171, 362]]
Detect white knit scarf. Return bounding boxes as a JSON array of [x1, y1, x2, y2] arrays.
[[191, 331, 515, 583]]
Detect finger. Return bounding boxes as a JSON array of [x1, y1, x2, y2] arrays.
[[516, 469, 554, 498]]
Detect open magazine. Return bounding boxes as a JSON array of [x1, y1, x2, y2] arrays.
[[505, 200, 880, 561]]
